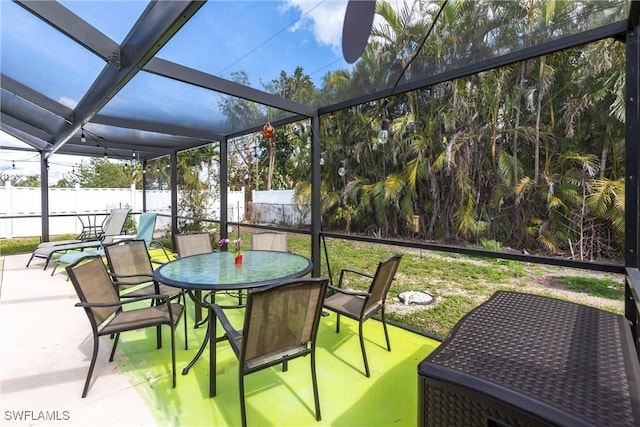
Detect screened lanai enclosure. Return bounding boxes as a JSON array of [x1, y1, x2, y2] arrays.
[[3, 1, 640, 424], [1, 0, 640, 355]]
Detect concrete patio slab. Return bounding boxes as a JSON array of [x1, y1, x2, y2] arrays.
[[0, 253, 156, 426]]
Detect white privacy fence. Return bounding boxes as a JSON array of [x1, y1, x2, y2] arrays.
[[1, 184, 238, 239], [0, 184, 307, 239]]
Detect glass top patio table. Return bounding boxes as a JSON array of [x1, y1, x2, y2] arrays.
[[154, 250, 313, 291]]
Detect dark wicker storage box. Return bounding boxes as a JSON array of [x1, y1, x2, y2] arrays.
[[418, 291, 640, 427]]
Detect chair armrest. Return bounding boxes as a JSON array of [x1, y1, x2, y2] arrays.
[[327, 284, 370, 297], [48, 236, 101, 246], [75, 294, 168, 309], [150, 240, 174, 263], [337, 268, 374, 288], [76, 301, 122, 309], [340, 268, 374, 279], [109, 272, 154, 285], [211, 304, 237, 335], [109, 272, 154, 280]]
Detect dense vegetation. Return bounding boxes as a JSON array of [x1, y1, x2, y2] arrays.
[[310, 2, 627, 262], [211, 1, 627, 262]]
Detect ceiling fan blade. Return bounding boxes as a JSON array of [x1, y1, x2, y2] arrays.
[[342, 0, 376, 64]]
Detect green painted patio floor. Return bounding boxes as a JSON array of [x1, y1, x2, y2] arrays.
[[114, 293, 440, 427]]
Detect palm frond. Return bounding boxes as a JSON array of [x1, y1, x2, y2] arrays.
[[385, 173, 405, 201], [453, 193, 478, 237]]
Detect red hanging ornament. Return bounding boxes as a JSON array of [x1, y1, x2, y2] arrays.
[[262, 122, 274, 138]]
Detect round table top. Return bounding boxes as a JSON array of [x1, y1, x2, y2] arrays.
[[154, 250, 313, 291]]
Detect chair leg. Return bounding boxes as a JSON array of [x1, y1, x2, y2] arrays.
[[359, 320, 370, 377], [155, 297, 163, 349], [82, 334, 100, 398], [26, 253, 35, 267], [156, 325, 162, 349], [311, 350, 322, 421], [183, 294, 189, 350], [170, 324, 177, 388], [335, 313, 341, 333], [381, 308, 391, 351], [239, 374, 248, 427], [109, 333, 120, 362], [209, 308, 217, 398]]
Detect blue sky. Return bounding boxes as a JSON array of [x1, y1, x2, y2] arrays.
[[0, 0, 355, 180], [0, 0, 404, 180]]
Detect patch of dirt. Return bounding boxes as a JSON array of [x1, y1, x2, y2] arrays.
[[516, 268, 625, 311], [389, 298, 441, 315], [386, 250, 625, 317]]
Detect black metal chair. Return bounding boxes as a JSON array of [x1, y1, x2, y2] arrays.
[[323, 253, 403, 377], [66, 256, 184, 398], [174, 232, 214, 257], [174, 232, 216, 326], [250, 231, 288, 252], [210, 277, 329, 427], [104, 239, 188, 349]]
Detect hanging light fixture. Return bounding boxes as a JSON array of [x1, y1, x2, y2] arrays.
[[377, 119, 390, 144], [262, 122, 274, 138], [80, 128, 86, 143], [338, 160, 346, 177]]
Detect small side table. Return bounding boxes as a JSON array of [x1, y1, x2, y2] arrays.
[[418, 291, 640, 427], [77, 214, 103, 239]]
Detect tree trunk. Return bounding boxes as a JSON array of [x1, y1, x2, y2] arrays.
[[267, 139, 276, 190], [513, 62, 526, 184], [534, 56, 546, 184]]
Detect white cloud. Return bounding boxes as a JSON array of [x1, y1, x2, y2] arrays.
[[281, 0, 419, 57], [282, 0, 349, 50]]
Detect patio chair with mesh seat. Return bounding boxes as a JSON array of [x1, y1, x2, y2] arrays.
[[25, 208, 130, 269], [110, 212, 172, 262], [174, 232, 215, 326], [323, 253, 403, 377], [51, 212, 168, 275], [174, 232, 214, 258], [103, 239, 188, 349], [251, 231, 288, 252], [210, 276, 329, 427], [66, 256, 184, 398]]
